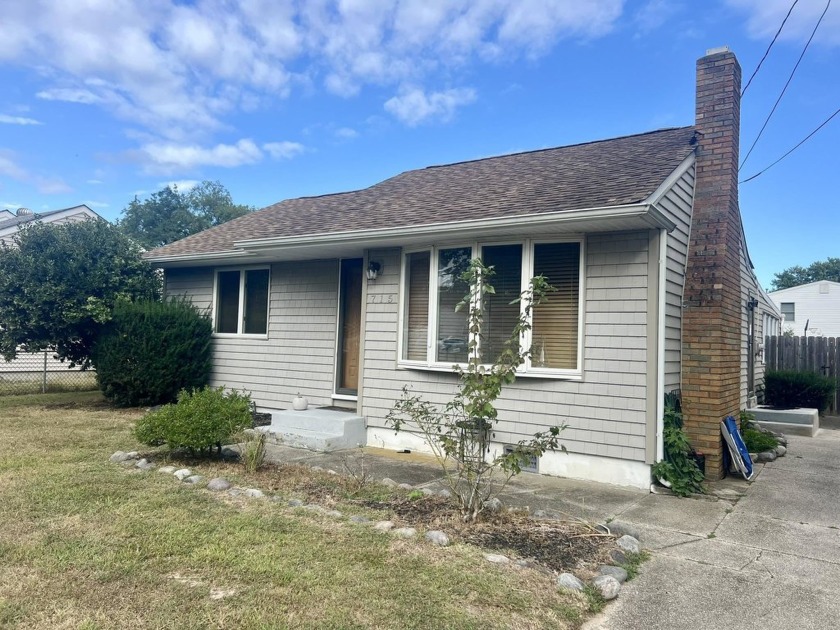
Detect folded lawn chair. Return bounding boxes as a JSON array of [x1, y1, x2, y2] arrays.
[[721, 416, 755, 481]]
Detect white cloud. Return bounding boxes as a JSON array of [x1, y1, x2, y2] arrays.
[[0, 114, 43, 125], [83, 200, 110, 208], [0, 149, 72, 194], [161, 179, 200, 192], [139, 139, 263, 173], [728, 0, 840, 47], [262, 141, 305, 159], [335, 127, 359, 139], [36, 88, 100, 104], [384, 87, 476, 126], [633, 0, 681, 35]]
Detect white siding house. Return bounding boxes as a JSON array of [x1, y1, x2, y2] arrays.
[[769, 281, 840, 337], [147, 49, 769, 488]]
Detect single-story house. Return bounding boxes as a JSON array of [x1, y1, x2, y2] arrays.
[[146, 48, 780, 489], [769, 280, 840, 337]]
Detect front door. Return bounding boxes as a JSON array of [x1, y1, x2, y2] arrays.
[[336, 258, 363, 395]]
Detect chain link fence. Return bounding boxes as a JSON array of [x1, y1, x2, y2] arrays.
[[0, 350, 98, 396]]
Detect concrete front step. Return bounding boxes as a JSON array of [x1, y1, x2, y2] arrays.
[[256, 407, 366, 452], [752, 406, 820, 437]]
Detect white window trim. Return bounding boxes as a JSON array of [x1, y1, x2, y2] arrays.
[[211, 265, 271, 339], [397, 238, 585, 379]]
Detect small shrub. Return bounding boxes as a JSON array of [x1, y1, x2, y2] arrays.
[[134, 387, 252, 454], [741, 428, 778, 453], [651, 394, 705, 497], [92, 298, 212, 407], [764, 370, 835, 412]]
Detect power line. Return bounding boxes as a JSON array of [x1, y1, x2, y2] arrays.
[[740, 106, 840, 183], [742, 0, 800, 98], [739, 0, 831, 170]]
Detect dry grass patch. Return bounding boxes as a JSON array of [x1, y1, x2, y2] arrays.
[[0, 392, 593, 629]]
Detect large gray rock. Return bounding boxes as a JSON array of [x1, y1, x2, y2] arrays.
[[425, 530, 450, 546], [437, 489, 452, 499], [598, 565, 628, 583], [173, 469, 192, 481], [393, 527, 417, 539], [207, 478, 232, 491], [109, 451, 128, 463], [776, 445, 787, 457], [184, 475, 204, 485], [244, 488, 265, 499], [135, 459, 155, 470], [483, 497, 503, 513], [616, 535, 641, 554], [484, 553, 510, 564], [609, 549, 628, 565], [592, 575, 621, 600], [373, 520, 394, 532], [557, 573, 585, 591], [758, 450, 777, 463], [381, 478, 398, 488], [604, 521, 641, 541]]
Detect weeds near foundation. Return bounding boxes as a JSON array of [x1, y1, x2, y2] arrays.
[[582, 584, 606, 613], [618, 550, 651, 581]]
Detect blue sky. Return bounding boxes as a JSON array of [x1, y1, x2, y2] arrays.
[[0, 0, 837, 287]]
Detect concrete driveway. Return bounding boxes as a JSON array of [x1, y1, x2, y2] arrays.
[[586, 424, 840, 630]]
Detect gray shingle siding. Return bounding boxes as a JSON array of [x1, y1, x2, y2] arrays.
[[361, 233, 651, 464]]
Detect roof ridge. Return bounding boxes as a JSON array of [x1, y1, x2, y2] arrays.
[[423, 126, 696, 170]]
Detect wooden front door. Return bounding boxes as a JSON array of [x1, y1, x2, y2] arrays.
[[337, 259, 363, 394]]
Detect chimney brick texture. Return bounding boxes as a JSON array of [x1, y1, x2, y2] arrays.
[[682, 51, 743, 479]]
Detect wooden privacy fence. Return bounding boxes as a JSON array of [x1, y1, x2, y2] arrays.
[[764, 335, 839, 414]]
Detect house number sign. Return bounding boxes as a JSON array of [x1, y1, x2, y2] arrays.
[[367, 294, 395, 304]]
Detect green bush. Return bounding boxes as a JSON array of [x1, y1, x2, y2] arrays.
[[764, 370, 836, 412], [134, 387, 252, 453], [651, 393, 705, 497], [741, 428, 778, 453], [92, 298, 212, 407]]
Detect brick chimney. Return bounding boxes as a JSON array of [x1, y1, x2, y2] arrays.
[[681, 47, 743, 479]]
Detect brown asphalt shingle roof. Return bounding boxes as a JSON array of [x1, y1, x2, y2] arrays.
[[147, 126, 696, 260]]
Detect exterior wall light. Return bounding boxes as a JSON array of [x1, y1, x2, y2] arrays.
[[366, 260, 382, 281]]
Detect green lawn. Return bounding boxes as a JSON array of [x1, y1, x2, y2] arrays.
[[0, 392, 589, 629]]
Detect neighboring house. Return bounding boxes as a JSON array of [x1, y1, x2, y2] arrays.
[[146, 48, 777, 488], [769, 281, 840, 337], [0, 204, 102, 246], [0, 204, 102, 378]]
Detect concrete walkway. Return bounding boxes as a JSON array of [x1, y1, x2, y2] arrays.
[[265, 426, 840, 629]]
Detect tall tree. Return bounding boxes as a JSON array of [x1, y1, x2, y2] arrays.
[[0, 220, 160, 369], [771, 257, 840, 291], [118, 180, 253, 249]]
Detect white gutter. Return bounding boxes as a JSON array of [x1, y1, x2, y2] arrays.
[[656, 227, 668, 462], [144, 250, 257, 265], [233, 203, 676, 251]]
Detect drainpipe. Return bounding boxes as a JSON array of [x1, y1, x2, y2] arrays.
[[656, 228, 667, 461]]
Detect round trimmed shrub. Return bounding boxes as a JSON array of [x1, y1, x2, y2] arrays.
[[92, 298, 212, 407], [134, 386, 252, 452]]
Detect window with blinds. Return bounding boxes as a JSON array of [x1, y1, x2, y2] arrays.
[[398, 239, 583, 376], [402, 251, 430, 361], [531, 242, 580, 370]]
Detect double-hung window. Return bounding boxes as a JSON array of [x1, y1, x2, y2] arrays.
[[214, 268, 270, 336], [400, 239, 583, 377]]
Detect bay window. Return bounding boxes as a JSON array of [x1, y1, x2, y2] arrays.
[[400, 239, 583, 376], [214, 268, 270, 336]]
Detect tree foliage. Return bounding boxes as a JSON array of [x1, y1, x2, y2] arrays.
[[0, 219, 160, 368], [118, 180, 253, 249], [92, 298, 212, 407], [771, 257, 840, 291]]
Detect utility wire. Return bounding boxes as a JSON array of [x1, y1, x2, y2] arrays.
[[740, 106, 840, 183], [739, 0, 831, 170], [742, 0, 800, 97]]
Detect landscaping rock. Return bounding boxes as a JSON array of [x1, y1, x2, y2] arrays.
[[135, 459, 155, 470], [775, 445, 787, 457], [484, 553, 510, 564], [109, 451, 128, 463], [244, 488, 265, 499], [398, 483, 414, 491], [598, 565, 628, 583], [777, 435, 788, 447], [604, 521, 641, 541], [207, 478, 232, 491], [173, 469, 192, 481], [158, 466, 176, 474], [483, 498, 503, 513], [609, 549, 628, 565], [420, 488, 436, 497], [125, 451, 139, 460], [557, 573, 585, 591], [381, 478, 398, 488], [326, 469, 338, 475], [393, 527, 417, 539], [758, 450, 777, 463], [437, 489, 452, 499], [592, 575, 621, 600], [350, 515, 370, 524], [425, 530, 450, 546], [287, 499, 304, 507], [184, 475, 204, 485], [616, 535, 641, 554], [373, 520, 394, 532]]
